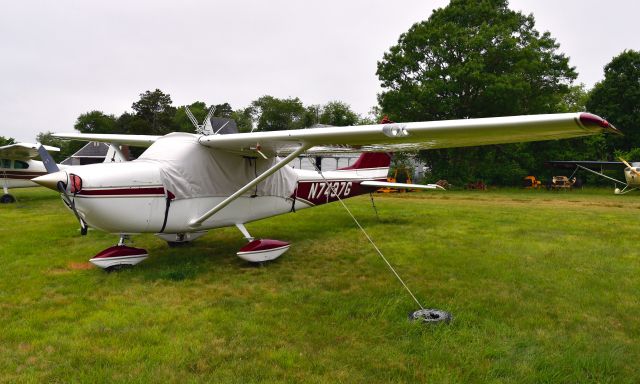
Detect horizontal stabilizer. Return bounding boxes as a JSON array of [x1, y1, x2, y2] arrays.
[[360, 181, 444, 190]]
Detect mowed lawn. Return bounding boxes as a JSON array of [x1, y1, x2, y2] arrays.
[[0, 187, 639, 383]]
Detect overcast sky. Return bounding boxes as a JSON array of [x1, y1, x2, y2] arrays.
[[1, 0, 638, 142]]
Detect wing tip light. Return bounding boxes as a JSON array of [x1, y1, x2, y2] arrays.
[[580, 113, 621, 135]]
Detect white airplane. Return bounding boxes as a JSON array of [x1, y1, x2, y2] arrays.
[[0, 142, 61, 203], [545, 157, 640, 194], [33, 112, 617, 270], [0, 141, 130, 203]]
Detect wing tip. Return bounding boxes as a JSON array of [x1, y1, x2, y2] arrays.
[[579, 113, 621, 135]]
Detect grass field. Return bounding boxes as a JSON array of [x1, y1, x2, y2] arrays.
[[1, 187, 639, 383]]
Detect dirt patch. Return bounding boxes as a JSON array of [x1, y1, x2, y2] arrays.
[[68, 262, 93, 270]]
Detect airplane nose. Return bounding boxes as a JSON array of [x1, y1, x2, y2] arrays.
[[33, 171, 67, 191]]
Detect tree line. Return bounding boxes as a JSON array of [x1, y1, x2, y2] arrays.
[[17, 0, 640, 185]]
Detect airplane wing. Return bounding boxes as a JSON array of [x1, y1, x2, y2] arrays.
[[544, 160, 623, 170], [198, 113, 618, 156], [52, 133, 160, 147], [0, 143, 60, 159]]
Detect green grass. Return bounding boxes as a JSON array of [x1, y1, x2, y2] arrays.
[[1, 187, 639, 383]]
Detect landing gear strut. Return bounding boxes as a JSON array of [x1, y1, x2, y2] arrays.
[[89, 234, 148, 271]]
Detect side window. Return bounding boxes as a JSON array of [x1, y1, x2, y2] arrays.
[[14, 160, 29, 169], [1, 159, 10, 169]]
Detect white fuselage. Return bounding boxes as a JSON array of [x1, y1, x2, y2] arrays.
[[54, 134, 387, 235], [624, 163, 640, 186], [0, 159, 66, 189]]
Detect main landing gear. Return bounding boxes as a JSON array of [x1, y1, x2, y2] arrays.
[[156, 231, 207, 247], [0, 194, 16, 204], [1, 184, 15, 203], [87, 226, 290, 271], [89, 235, 148, 272], [234, 223, 290, 263]]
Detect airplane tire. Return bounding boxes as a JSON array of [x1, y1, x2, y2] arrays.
[[0, 194, 16, 204], [105, 264, 133, 273], [409, 308, 452, 324]]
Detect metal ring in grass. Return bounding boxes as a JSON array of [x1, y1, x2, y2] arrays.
[[409, 308, 452, 324]]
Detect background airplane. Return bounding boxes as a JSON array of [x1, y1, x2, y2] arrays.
[[545, 158, 640, 194], [34, 112, 617, 270], [0, 142, 61, 203]]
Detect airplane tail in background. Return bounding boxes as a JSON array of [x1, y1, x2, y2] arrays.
[[337, 152, 391, 171]]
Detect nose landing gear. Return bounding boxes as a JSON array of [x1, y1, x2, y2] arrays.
[[89, 235, 148, 271]]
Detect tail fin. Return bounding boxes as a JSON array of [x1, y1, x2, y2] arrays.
[[338, 152, 391, 170]]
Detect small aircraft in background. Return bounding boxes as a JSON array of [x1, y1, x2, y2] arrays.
[[0, 141, 131, 203], [545, 157, 640, 194], [33, 111, 617, 270], [0, 142, 62, 203]]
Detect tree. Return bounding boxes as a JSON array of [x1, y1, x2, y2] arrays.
[[249, 96, 312, 131], [586, 50, 640, 154], [318, 101, 359, 126], [131, 89, 177, 135], [0, 136, 15, 146], [376, 0, 578, 184], [173, 101, 209, 133], [74, 111, 117, 134], [36, 131, 84, 162], [213, 102, 233, 118], [231, 108, 254, 133]]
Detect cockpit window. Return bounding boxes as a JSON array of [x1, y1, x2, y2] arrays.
[[14, 160, 29, 169], [1, 159, 10, 169]]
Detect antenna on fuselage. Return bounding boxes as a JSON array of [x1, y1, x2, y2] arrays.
[[185, 106, 215, 135]]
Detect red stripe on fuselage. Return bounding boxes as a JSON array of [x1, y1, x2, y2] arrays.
[[1, 171, 47, 179], [77, 187, 166, 197]]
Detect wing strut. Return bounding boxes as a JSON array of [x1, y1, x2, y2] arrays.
[[574, 164, 626, 185], [189, 145, 310, 227]]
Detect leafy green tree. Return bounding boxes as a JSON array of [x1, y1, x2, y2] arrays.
[[0, 136, 16, 146], [74, 111, 117, 134], [36, 131, 84, 162], [213, 103, 233, 118], [131, 89, 177, 135], [249, 96, 311, 131], [173, 101, 209, 133], [318, 101, 359, 126], [586, 50, 640, 154], [376, 0, 578, 184], [231, 108, 254, 133]]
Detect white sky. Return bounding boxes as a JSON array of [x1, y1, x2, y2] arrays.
[[0, 0, 638, 142]]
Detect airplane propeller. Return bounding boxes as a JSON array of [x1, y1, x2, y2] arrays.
[[36, 145, 89, 235], [618, 157, 640, 177]]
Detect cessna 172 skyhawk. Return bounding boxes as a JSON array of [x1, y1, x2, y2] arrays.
[[33, 112, 617, 270], [0, 142, 61, 203]]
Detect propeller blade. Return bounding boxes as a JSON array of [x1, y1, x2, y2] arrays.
[[37, 145, 60, 173]]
